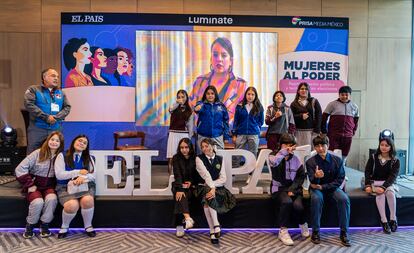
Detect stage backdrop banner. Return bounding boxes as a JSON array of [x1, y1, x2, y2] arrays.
[[61, 14, 348, 159]]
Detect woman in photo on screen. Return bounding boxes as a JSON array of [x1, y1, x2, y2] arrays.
[[364, 137, 400, 234], [195, 138, 236, 244], [167, 89, 194, 175], [55, 134, 96, 238], [15, 131, 64, 239], [63, 38, 93, 88], [114, 47, 134, 86], [171, 138, 197, 238], [189, 37, 247, 124]]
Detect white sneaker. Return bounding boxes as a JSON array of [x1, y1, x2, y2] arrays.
[[299, 223, 310, 238], [184, 218, 194, 230], [278, 228, 294, 246], [176, 226, 185, 237]]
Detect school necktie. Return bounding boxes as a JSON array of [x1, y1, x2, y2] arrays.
[[75, 154, 80, 163]]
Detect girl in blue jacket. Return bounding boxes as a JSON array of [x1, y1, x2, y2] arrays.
[[232, 87, 264, 165], [195, 85, 229, 151]]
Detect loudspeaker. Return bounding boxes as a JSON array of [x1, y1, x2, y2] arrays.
[[369, 149, 407, 176], [0, 146, 26, 174]]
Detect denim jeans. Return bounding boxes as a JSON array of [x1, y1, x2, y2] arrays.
[[310, 188, 350, 232]]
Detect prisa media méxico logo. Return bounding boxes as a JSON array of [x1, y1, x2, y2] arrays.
[[292, 17, 301, 25], [291, 17, 344, 28]]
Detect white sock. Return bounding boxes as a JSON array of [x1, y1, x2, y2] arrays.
[[203, 207, 214, 233], [61, 210, 76, 230], [208, 207, 220, 227], [81, 207, 95, 229]]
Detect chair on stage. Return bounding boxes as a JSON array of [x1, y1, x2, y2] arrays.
[[113, 131, 148, 185]]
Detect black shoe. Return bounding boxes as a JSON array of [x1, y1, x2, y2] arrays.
[[210, 233, 219, 244], [339, 231, 351, 247], [57, 228, 68, 239], [23, 223, 35, 239], [389, 220, 398, 232], [381, 222, 391, 234], [311, 231, 320, 244], [86, 230, 96, 237], [214, 225, 221, 238], [85, 227, 96, 237], [40, 222, 52, 238]]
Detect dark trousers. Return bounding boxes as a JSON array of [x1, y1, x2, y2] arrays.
[[272, 191, 305, 228], [328, 135, 353, 157], [310, 188, 350, 232], [172, 188, 193, 226], [266, 133, 281, 151]]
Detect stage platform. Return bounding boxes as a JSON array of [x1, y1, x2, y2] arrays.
[[1, 166, 414, 228]]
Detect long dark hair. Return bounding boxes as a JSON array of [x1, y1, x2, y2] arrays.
[[65, 134, 94, 172], [63, 38, 88, 70], [376, 137, 396, 159], [176, 138, 195, 159], [201, 85, 220, 103], [242, 86, 263, 116], [210, 37, 234, 73], [294, 82, 312, 102], [172, 89, 192, 120]]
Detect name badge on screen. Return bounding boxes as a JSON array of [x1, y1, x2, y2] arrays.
[[51, 103, 60, 112]]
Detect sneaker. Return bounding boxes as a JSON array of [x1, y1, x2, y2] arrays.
[[381, 222, 391, 234], [176, 226, 185, 238], [299, 223, 310, 238], [389, 220, 398, 232], [311, 231, 321, 244], [40, 222, 52, 238], [339, 231, 351, 247], [23, 223, 35, 239], [184, 218, 194, 230], [278, 228, 294, 246]]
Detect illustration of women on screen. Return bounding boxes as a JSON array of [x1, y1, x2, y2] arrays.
[[63, 38, 94, 88]]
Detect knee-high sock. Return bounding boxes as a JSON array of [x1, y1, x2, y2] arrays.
[[208, 207, 219, 226], [61, 210, 76, 229], [385, 190, 397, 220], [203, 207, 214, 233], [375, 194, 387, 223], [81, 207, 95, 229]]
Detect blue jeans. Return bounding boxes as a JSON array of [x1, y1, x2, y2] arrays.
[[310, 188, 350, 232]]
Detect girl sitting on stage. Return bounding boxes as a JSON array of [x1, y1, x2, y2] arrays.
[[265, 91, 296, 151], [268, 133, 309, 246], [55, 134, 96, 238], [195, 138, 236, 244], [167, 89, 194, 175], [15, 131, 64, 238], [172, 138, 197, 237], [194, 85, 229, 151], [232, 86, 264, 165], [364, 137, 400, 234]]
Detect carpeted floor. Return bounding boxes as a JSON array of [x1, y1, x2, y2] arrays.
[[0, 227, 412, 253]]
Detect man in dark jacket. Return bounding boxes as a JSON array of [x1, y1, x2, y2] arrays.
[[24, 68, 71, 154], [306, 135, 351, 247]]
